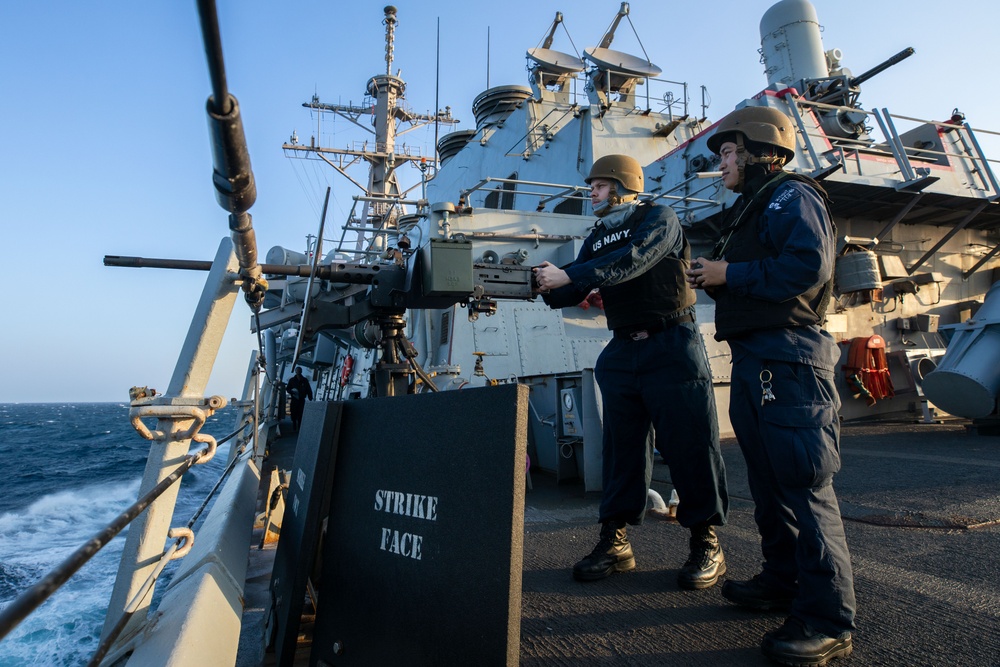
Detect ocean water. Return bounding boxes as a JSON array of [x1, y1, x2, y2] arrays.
[[0, 403, 236, 666]]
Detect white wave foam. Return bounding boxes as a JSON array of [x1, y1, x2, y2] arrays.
[[0, 439, 237, 665], [0, 479, 141, 666]]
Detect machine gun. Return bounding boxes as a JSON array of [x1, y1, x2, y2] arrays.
[[107, 238, 539, 397], [254, 238, 538, 397]]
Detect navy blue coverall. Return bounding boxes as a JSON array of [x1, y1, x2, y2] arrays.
[[544, 204, 728, 529], [720, 178, 856, 637]]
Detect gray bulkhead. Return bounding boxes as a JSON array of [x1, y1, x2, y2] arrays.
[[415, 84, 728, 488]]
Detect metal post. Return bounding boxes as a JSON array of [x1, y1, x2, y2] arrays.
[[963, 241, 1000, 281], [783, 100, 822, 172], [228, 351, 261, 467], [872, 108, 916, 183], [873, 192, 924, 243], [908, 201, 988, 274], [100, 238, 240, 647], [963, 122, 1000, 199]]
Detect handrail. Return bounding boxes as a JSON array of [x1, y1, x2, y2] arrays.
[[795, 98, 994, 134], [459, 175, 720, 212], [783, 98, 823, 172], [292, 187, 332, 370], [0, 421, 250, 644], [459, 176, 588, 211], [87, 427, 255, 666], [796, 127, 1000, 170], [793, 100, 1000, 167], [871, 108, 917, 184], [962, 121, 1000, 199]]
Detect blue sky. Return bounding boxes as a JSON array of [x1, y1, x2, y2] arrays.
[[1, 0, 997, 403]]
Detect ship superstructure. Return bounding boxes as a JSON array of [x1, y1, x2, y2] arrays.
[[262, 0, 1000, 487]]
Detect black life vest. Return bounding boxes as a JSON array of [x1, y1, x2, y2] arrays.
[[592, 202, 696, 330], [711, 172, 835, 341]]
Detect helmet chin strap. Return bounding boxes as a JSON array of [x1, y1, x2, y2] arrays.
[[734, 134, 788, 191], [595, 182, 638, 217]]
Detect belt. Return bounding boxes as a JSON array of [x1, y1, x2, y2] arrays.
[[613, 313, 695, 341]]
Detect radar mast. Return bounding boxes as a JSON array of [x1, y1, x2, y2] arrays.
[[282, 6, 458, 256]]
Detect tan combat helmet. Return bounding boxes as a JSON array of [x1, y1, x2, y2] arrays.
[[707, 106, 796, 164], [586, 154, 645, 193]]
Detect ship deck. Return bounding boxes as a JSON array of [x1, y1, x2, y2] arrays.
[[238, 418, 1000, 666]]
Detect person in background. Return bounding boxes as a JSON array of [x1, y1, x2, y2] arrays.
[[286, 366, 314, 431], [687, 105, 855, 666], [534, 154, 729, 590]]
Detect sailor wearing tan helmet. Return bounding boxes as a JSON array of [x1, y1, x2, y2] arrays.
[[535, 154, 729, 591], [687, 105, 856, 666]]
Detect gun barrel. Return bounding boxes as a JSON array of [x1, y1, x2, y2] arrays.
[[104, 255, 383, 285], [849, 47, 915, 88]]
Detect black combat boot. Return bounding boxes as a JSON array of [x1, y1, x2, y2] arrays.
[[677, 524, 726, 589], [572, 520, 635, 581], [761, 616, 853, 666]]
